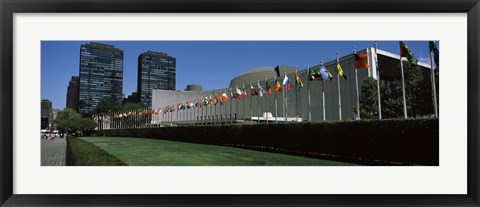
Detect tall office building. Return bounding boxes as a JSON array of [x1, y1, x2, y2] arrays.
[[137, 51, 176, 106], [41, 99, 53, 129], [66, 76, 80, 111], [78, 42, 124, 115]]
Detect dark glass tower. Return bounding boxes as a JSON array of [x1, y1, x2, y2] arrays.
[[137, 51, 176, 106], [78, 42, 123, 115], [66, 76, 80, 112]]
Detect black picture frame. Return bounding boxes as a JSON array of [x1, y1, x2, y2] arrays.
[[1, 0, 479, 206]]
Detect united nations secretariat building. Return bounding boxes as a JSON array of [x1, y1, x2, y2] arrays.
[[151, 48, 432, 124]]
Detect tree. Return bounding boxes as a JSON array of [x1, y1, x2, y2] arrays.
[[93, 97, 121, 114], [358, 61, 436, 119], [121, 102, 147, 111], [54, 108, 97, 134]]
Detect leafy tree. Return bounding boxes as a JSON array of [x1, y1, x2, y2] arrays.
[[359, 61, 436, 119], [93, 97, 121, 114], [121, 102, 147, 111], [54, 108, 97, 133]]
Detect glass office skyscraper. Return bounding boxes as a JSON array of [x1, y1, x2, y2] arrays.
[[137, 51, 176, 106], [66, 76, 80, 112], [78, 42, 124, 115]]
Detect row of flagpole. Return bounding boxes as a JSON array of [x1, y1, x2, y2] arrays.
[[93, 41, 439, 129]]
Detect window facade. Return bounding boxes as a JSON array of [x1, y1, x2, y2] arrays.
[[78, 42, 124, 115], [137, 51, 176, 106]]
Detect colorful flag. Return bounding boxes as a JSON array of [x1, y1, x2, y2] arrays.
[[336, 60, 347, 80], [429, 41, 439, 68], [274, 77, 282, 92], [209, 95, 213, 105], [186, 102, 191, 109], [355, 53, 369, 69], [399, 41, 418, 66], [282, 74, 292, 91], [221, 91, 229, 103], [295, 70, 304, 88], [308, 66, 322, 81], [203, 97, 209, 106], [320, 65, 333, 81], [266, 81, 272, 95], [257, 81, 265, 97], [236, 87, 242, 99], [189, 101, 194, 108], [274, 66, 280, 77], [250, 83, 259, 96], [213, 95, 219, 105], [241, 86, 247, 98]]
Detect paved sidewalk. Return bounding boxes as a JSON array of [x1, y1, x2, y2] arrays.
[[41, 138, 67, 166]]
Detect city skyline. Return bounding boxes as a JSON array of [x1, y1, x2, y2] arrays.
[[41, 41, 434, 109]]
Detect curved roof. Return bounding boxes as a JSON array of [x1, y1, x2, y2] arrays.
[[229, 66, 296, 88]]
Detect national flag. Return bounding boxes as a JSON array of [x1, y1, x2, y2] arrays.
[[399, 41, 418, 66], [203, 97, 209, 106], [221, 91, 228, 103], [235, 87, 242, 99], [186, 102, 191, 109], [177, 103, 182, 110], [308, 66, 322, 81], [257, 81, 265, 97], [250, 83, 259, 96], [282, 74, 292, 91], [213, 95, 219, 105], [355, 53, 369, 69], [336, 60, 347, 80], [320, 65, 333, 81], [429, 41, 439, 68], [295, 70, 304, 88], [274, 77, 282, 92], [241, 87, 247, 98], [152, 109, 158, 115], [143, 108, 148, 115], [274, 66, 280, 77], [158, 107, 162, 113], [194, 100, 199, 107], [209, 95, 213, 105], [266, 81, 272, 95], [189, 101, 194, 108]]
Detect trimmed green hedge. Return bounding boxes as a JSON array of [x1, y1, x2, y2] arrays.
[[97, 118, 438, 165], [66, 137, 127, 166]]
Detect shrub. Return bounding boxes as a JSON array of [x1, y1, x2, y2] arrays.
[[97, 118, 439, 165], [66, 137, 127, 166]]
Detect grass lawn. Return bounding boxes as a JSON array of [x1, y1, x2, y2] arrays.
[[79, 136, 358, 166], [67, 137, 127, 166]]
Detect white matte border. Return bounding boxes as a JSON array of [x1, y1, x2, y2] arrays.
[[14, 13, 467, 194]]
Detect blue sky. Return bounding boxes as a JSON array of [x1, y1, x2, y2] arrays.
[[41, 41, 433, 109]]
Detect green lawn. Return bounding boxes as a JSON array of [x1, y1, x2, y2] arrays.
[[79, 136, 357, 166]]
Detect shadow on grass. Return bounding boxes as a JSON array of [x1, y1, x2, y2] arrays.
[[66, 137, 127, 166]]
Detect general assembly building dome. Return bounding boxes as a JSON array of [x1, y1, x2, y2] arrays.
[[229, 66, 295, 88]]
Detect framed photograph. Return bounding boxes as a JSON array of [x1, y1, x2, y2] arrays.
[[1, 0, 479, 206]]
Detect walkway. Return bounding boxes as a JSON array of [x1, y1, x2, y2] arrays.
[[41, 138, 67, 166]]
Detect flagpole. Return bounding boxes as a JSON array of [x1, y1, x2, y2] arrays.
[[250, 82, 253, 124], [336, 52, 342, 121], [429, 42, 439, 118], [257, 81, 260, 124], [400, 57, 408, 118], [243, 83, 246, 122], [274, 76, 278, 123], [236, 85, 239, 124], [282, 72, 286, 122], [354, 46, 361, 120], [307, 61, 311, 122], [374, 42, 382, 119], [265, 78, 269, 123], [321, 57, 326, 121], [230, 88, 233, 124], [295, 68, 299, 122]]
